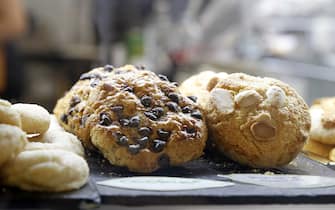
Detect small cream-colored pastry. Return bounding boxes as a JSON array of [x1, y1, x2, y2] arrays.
[[27, 129, 84, 157], [309, 97, 335, 145], [54, 65, 207, 173], [0, 124, 27, 167], [0, 99, 21, 127], [1, 148, 89, 192], [303, 138, 334, 159], [12, 103, 50, 134], [205, 73, 310, 168], [179, 71, 227, 107]]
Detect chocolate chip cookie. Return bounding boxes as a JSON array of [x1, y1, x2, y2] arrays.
[[54, 65, 207, 173]]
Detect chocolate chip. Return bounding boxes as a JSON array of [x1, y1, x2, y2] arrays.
[[102, 83, 114, 92], [128, 144, 141, 155], [116, 135, 129, 146], [90, 79, 99, 87], [80, 115, 88, 128], [171, 82, 179, 87], [158, 74, 169, 81], [125, 87, 133, 92], [99, 113, 112, 126], [104, 65, 114, 72], [111, 106, 123, 113], [119, 118, 129, 126], [191, 111, 202, 119], [129, 116, 140, 127], [136, 65, 146, 70], [166, 102, 178, 112], [185, 127, 196, 134], [152, 107, 164, 118], [158, 154, 170, 167], [123, 86, 133, 92], [188, 96, 197, 103], [60, 114, 68, 124], [68, 107, 75, 116], [151, 139, 166, 153], [137, 136, 149, 148], [138, 127, 152, 136], [144, 111, 157, 120], [168, 93, 179, 104], [141, 96, 152, 107], [79, 73, 102, 80], [185, 126, 197, 137], [157, 129, 171, 141], [182, 106, 192, 113], [70, 96, 81, 108]]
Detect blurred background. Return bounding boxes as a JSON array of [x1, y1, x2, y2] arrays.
[[1, 0, 335, 110]]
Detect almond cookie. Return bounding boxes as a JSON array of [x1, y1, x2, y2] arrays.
[[309, 97, 335, 145], [179, 71, 227, 108], [54, 65, 207, 173], [0, 99, 21, 127], [205, 73, 310, 168], [1, 148, 89, 192], [0, 124, 27, 167], [12, 103, 50, 135]]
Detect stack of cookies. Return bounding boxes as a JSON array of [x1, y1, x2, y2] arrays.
[[303, 97, 335, 162], [0, 99, 89, 192]]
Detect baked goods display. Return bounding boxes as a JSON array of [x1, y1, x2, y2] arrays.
[[0, 99, 89, 192], [54, 65, 208, 173], [303, 97, 335, 161], [181, 72, 311, 168]]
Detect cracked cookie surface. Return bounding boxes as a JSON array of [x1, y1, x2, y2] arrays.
[[54, 65, 207, 173]]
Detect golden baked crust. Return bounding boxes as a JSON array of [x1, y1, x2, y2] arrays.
[[54, 65, 207, 173], [205, 73, 310, 168]]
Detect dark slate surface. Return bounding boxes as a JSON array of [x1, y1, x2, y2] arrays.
[[87, 151, 335, 206], [0, 178, 100, 209]]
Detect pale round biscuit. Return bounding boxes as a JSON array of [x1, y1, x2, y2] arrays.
[[0, 124, 27, 167], [1, 149, 89, 192], [179, 71, 227, 108], [0, 100, 21, 127], [12, 103, 50, 134], [54, 65, 208, 173], [27, 129, 84, 156], [205, 73, 310, 168], [309, 98, 335, 145]]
